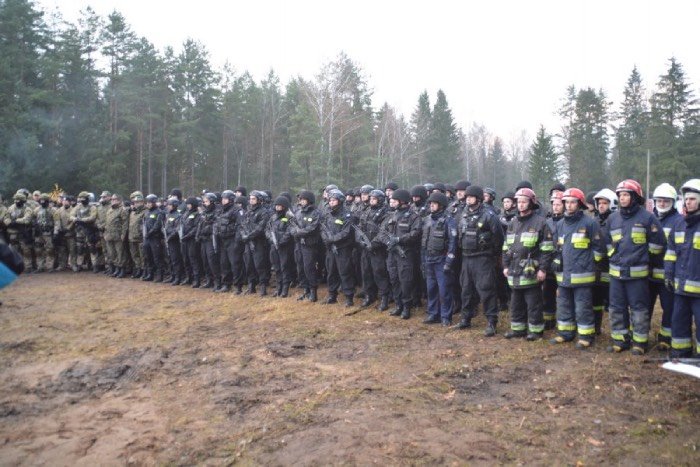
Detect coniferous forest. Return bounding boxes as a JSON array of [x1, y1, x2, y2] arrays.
[[1, 0, 698, 198]]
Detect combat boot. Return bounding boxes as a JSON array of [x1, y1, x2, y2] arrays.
[[389, 305, 403, 317], [179, 276, 191, 286], [575, 338, 593, 350], [504, 330, 527, 339], [132, 268, 142, 279], [92, 264, 100, 273], [244, 283, 256, 295], [154, 270, 164, 283], [378, 295, 389, 311], [401, 306, 411, 320], [234, 284, 243, 295], [297, 288, 309, 301], [308, 288, 318, 302], [191, 277, 201, 288], [361, 295, 375, 307], [280, 284, 289, 298], [484, 321, 497, 337], [104, 265, 113, 276], [201, 278, 213, 289], [526, 332, 543, 341], [142, 269, 154, 281], [344, 295, 354, 307], [259, 284, 268, 297], [216, 284, 231, 293], [116, 267, 126, 279], [324, 294, 337, 305], [630, 342, 647, 356], [211, 279, 221, 292], [456, 318, 472, 329]]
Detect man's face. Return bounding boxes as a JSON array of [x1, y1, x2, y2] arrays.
[[249, 195, 258, 206], [386, 189, 394, 199], [429, 201, 441, 213], [618, 191, 632, 207], [551, 198, 564, 215], [466, 196, 478, 207], [63, 200, 71, 208], [33, 193, 40, 201], [111, 197, 120, 207], [299, 198, 309, 207], [275, 204, 286, 213], [100, 195, 110, 204], [133, 200, 144, 208], [329, 197, 340, 208], [222, 197, 230, 205], [456, 190, 466, 201], [361, 193, 369, 203], [346, 195, 354, 204], [685, 194, 699, 213], [412, 196, 422, 204], [503, 198, 514, 211], [370, 197, 379, 207], [204, 198, 212, 208], [517, 198, 530, 213], [484, 193, 493, 203], [389, 198, 399, 209], [654, 198, 673, 211], [564, 199, 579, 215], [597, 199, 610, 215], [147, 201, 157, 210]]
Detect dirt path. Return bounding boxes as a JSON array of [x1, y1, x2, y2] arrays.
[[0, 273, 698, 465]]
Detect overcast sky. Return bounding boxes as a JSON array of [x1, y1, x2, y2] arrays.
[[39, 0, 700, 142]]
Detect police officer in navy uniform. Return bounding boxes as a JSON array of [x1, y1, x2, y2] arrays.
[[381, 189, 422, 319], [421, 192, 458, 326], [266, 196, 295, 298], [214, 190, 239, 293], [290, 190, 322, 303], [196, 193, 220, 290], [241, 191, 272, 296], [142, 194, 165, 282], [164, 198, 184, 285], [320, 189, 356, 306], [457, 185, 504, 335]]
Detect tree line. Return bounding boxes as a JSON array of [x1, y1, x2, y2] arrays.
[[1, 0, 698, 200]]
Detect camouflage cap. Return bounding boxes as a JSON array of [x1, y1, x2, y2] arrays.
[[13, 192, 27, 201], [78, 191, 90, 198], [100, 191, 112, 198], [40, 193, 50, 201], [130, 191, 144, 201], [32, 190, 41, 196]]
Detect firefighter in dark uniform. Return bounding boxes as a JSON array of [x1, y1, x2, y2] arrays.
[[502, 188, 553, 340], [290, 190, 322, 303], [421, 192, 458, 326], [605, 179, 665, 355], [381, 189, 423, 319], [320, 189, 356, 306], [164, 198, 184, 285], [542, 191, 564, 329], [592, 188, 617, 334], [241, 190, 272, 296], [266, 196, 295, 298], [214, 190, 239, 293], [457, 185, 504, 336]]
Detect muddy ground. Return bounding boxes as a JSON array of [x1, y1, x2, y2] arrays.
[[0, 272, 698, 465]]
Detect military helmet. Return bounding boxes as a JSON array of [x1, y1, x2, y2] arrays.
[[130, 191, 144, 201], [32, 190, 41, 197], [185, 196, 199, 208], [369, 189, 385, 201], [40, 193, 50, 201], [410, 184, 428, 199], [423, 183, 435, 192], [427, 192, 449, 208], [391, 189, 411, 204], [465, 185, 484, 200], [385, 181, 399, 191], [222, 190, 236, 200], [360, 184, 374, 194], [100, 191, 112, 198], [455, 180, 470, 191], [484, 187, 497, 199], [274, 196, 291, 209], [515, 180, 533, 191], [433, 182, 446, 193], [328, 189, 345, 202], [77, 191, 90, 199], [13, 192, 27, 202], [204, 192, 217, 203], [325, 184, 339, 193], [18, 188, 30, 197], [145, 194, 158, 203], [167, 198, 180, 207], [298, 190, 315, 204], [502, 191, 516, 202], [444, 183, 455, 194]]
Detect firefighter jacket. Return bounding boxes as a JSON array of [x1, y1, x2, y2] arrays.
[[650, 207, 683, 282], [551, 210, 605, 288], [502, 211, 553, 289], [421, 210, 457, 267], [458, 203, 504, 258], [605, 203, 665, 281], [664, 211, 700, 297]]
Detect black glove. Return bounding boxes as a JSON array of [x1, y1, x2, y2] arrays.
[[665, 279, 674, 293]]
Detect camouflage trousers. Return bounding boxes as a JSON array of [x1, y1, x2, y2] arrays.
[[34, 233, 55, 271], [75, 234, 98, 269], [56, 235, 77, 270], [7, 231, 33, 272], [105, 239, 126, 268], [129, 241, 144, 269]]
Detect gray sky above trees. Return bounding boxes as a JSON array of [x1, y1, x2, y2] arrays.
[[40, 0, 700, 139]]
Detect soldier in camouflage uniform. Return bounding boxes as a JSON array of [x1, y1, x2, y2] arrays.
[[33, 194, 56, 272], [104, 194, 129, 278], [71, 191, 99, 272], [127, 191, 146, 279], [96, 191, 112, 273], [0, 194, 8, 244], [3, 193, 34, 272], [54, 195, 77, 271]]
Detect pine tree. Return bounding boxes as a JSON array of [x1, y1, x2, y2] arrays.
[[612, 66, 649, 184], [426, 89, 460, 182], [527, 125, 561, 199], [410, 91, 431, 182]]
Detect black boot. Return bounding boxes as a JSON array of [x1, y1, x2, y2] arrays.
[[401, 306, 411, 320], [456, 318, 472, 329], [245, 283, 256, 295], [235, 284, 243, 295], [309, 288, 318, 303], [298, 288, 309, 301], [216, 284, 231, 293], [361, 295, 375, 307], [104, 265, 113, 276], [171, 275, 180, 286], [142, 269, 153, 281], [280, 284, 289, 298], [484, 321, 497, 337], [191, 277, 201, 288], [179, 276, 191, 286], [390, 305, 403, 317], [273, 284, 283, 297], [116, 267, 126, 279], [344, 295, 354, 307], [154, 270, 163, 283], [378, 295, 389, 311], [211, 280, 221, 292], [259, 284, 267, 296], [324, 293, 338, 304], [132, 268, 142, 279], [202, 278, 213, 289]]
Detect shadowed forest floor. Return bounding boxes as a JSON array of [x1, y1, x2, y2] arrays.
[[0, 273, 698, 465]]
